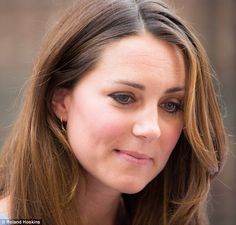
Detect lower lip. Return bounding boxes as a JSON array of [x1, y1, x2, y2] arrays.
[[114, 150, 152, 165]]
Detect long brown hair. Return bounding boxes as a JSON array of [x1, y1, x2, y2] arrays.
[[0, 0, 227, 224]]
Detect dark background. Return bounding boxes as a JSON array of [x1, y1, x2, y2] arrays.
[[0, 1, 235, 224]]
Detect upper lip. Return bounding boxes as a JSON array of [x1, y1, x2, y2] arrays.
[[115, 149, 152, 160]]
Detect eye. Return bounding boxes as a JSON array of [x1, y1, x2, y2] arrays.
[[109, 93, 135, 105], [160, 101, 183, 114]]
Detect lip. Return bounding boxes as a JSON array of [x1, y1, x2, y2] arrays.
[[114, 149, 152, 165]]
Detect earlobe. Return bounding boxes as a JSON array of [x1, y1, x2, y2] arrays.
[[51, 88, 71, 121]]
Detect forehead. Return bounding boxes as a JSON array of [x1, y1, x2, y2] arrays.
[[77, 33, 186, 92], [99, 33, 185, 70]]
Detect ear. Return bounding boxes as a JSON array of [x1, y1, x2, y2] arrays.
[[51, 88, 71, 121]]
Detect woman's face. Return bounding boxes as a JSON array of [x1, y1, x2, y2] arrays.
[[56, 34, 186, 194]]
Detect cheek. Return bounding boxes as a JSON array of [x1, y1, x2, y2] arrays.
[[168, 128, 182, 148], [92, 109, 134, 146], [150, 122, 183, 181], [160, 121, 183, 158], [66, 99, 130, 147]]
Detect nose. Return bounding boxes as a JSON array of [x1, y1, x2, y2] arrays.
[[132, 109, 161, 142]]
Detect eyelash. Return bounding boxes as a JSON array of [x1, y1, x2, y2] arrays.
[[160, 102, 183, 114], [109, 92, 183, 114], [109, 93, 135, 105]]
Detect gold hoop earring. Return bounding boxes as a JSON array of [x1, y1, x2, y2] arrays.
[[60, 116, 66, 132]]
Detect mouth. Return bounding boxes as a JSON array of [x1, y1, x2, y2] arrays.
[[114, 149, 152, 165]]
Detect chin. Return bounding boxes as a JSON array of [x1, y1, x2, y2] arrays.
[[116, 180, 150, 194]]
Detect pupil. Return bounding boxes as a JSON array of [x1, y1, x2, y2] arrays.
[[120, 95, 129, 102], [167, 103, 175, 110]]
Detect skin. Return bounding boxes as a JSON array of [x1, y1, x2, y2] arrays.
[[52, 33, 186, 225]]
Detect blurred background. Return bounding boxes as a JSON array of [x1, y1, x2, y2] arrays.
[[0, 0, 235, 224]]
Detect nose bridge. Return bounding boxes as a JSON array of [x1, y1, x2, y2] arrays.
[[143, 105, 158, 125], [132, 104, 161, 140]]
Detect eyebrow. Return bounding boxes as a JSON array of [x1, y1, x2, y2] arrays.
[[113, 80, 185, 93], [164, 86, 185, 94], [114, 80, 145, 90]]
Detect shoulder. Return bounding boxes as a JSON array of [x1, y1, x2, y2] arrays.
[[0, 196, 10, 218]]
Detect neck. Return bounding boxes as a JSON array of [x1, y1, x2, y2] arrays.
[[78, 174, 122, 225]]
